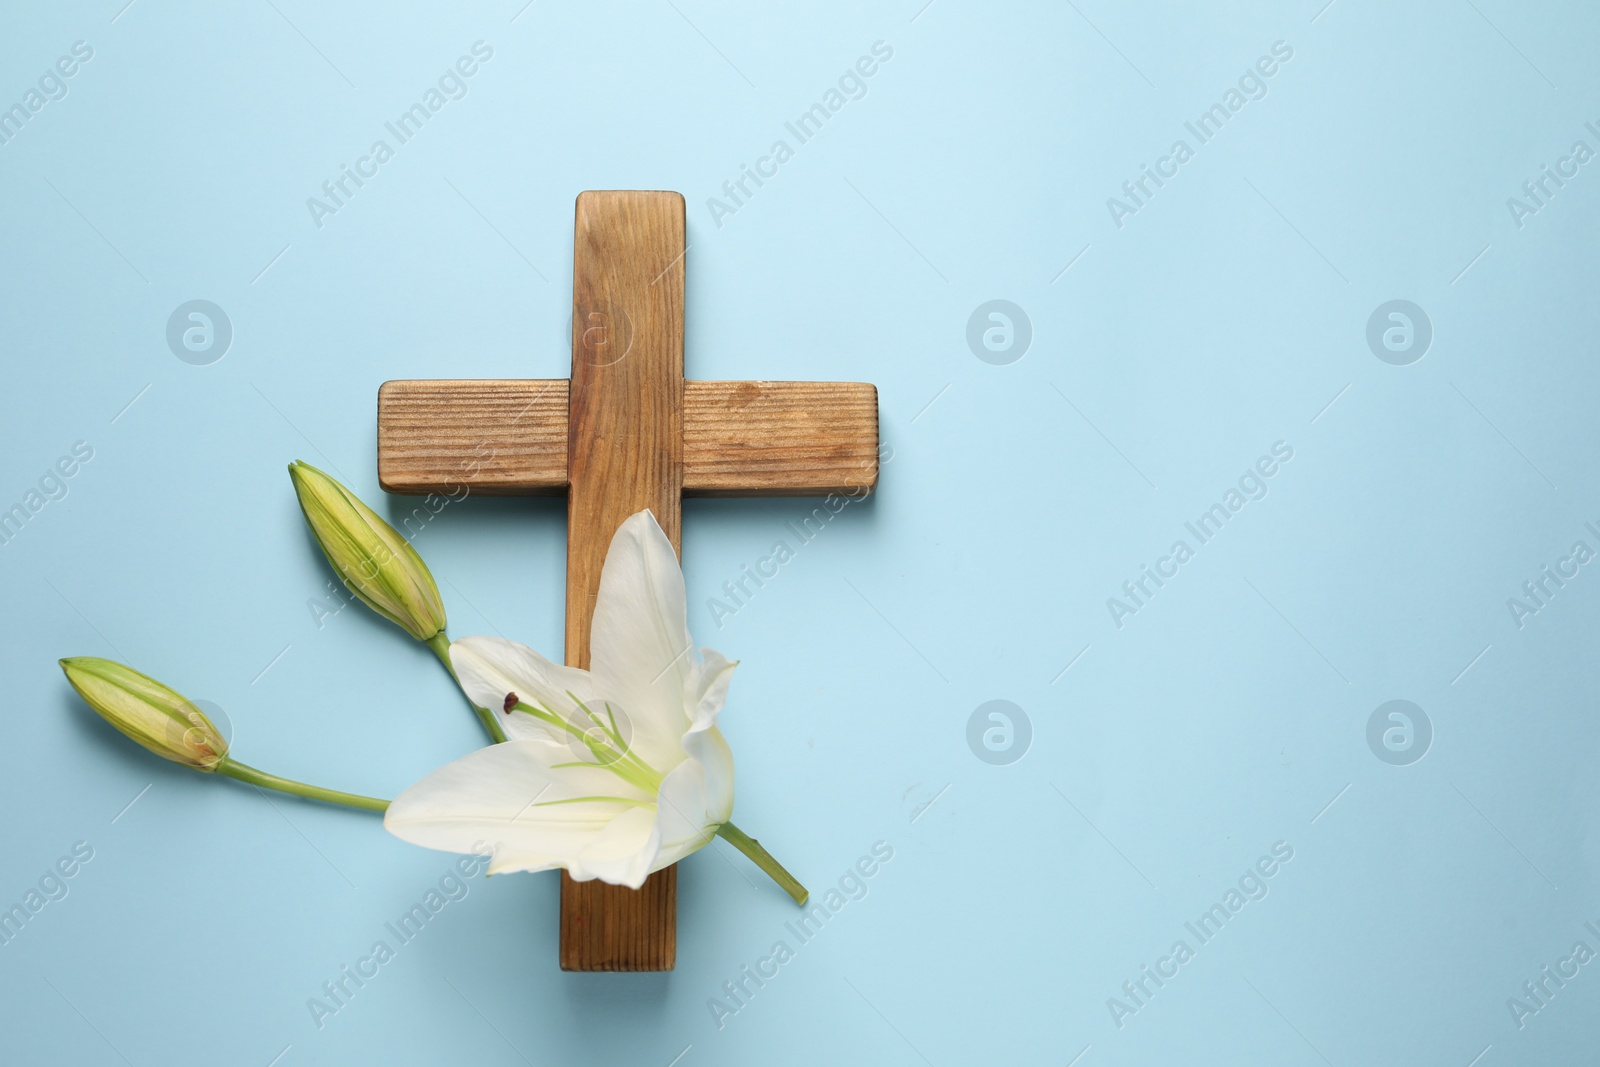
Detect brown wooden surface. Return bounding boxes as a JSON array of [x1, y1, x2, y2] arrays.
[[377, 379, 568, 494], [373, 189, 881, 972], [683, 380, 879, 496], [377, 378, 879, 496], [559, 190, 685, 971]]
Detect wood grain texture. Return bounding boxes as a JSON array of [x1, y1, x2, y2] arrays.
[[684, 380, 879, 496], [376, 379, 568, 494], [559, 190, 685, 972], [377, 379, 879, 497]]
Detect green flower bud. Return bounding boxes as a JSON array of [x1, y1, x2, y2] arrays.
[[288, 460, 446, 642], [59, 657, 227, 770]]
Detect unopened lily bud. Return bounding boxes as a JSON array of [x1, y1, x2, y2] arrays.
[[288, 460, 446, 642], [59, 657, 227, 770]]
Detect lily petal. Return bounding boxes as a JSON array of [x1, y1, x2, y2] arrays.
[[685, 648, 736, 732], [651, 724, 735, 871], [686, 724, 735, 825], [572, 805, 661, 886], [587, 511, 697, 767], [384, 740, 654, 879], [680, 650, 736, 831], [450, 636, 594, 744]]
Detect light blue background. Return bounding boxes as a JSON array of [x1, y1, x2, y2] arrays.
[[4, 1, 1599, 1064]]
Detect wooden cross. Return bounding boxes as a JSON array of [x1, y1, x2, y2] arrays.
[[374, 191, 879, 970]]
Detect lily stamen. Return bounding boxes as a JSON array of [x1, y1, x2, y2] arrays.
[[506, 698, 661, 793]]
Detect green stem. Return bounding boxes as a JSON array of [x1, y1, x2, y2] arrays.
[[717, 822, 808, 906], [428, 631, 507, 744], [217, 759, 389, 812]]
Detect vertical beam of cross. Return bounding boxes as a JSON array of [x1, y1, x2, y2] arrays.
[[560, 190, 684, 970]]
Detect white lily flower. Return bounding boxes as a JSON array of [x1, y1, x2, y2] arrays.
[[384, 510, 806, 902]]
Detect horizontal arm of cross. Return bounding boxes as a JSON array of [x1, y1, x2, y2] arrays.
[[377, 378, 879, 497]]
